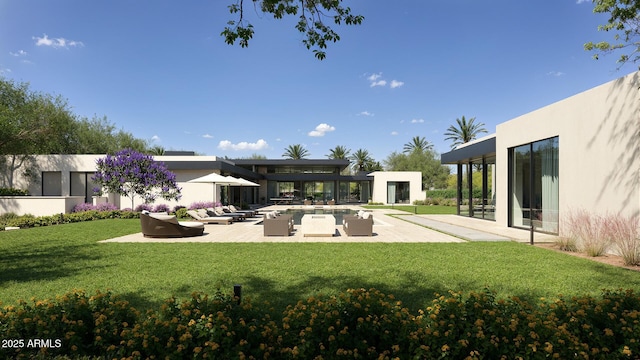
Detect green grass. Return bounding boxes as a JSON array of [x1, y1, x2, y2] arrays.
[[1, 219, 640, 314], [363, 204, 457, 214]]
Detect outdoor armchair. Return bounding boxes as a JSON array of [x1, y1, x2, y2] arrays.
[[342, 211, 373, 236], [140, 212, 204, 238], [263, 211, 294, 236]]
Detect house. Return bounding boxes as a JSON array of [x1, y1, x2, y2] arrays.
[[0, 154, 426, 216], [441, 71, 640, 236]]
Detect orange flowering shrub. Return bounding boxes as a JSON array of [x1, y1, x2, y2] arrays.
[[1, 288, 639, 359], [278, 288, 419, 358]]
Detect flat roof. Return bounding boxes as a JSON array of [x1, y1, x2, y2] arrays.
[[440, 135, 496, 164]]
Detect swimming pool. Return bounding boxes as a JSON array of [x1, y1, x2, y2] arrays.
[[281, 208, 357, 225]]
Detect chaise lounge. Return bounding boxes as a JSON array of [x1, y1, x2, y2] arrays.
[[140, 212, 205, 238], [187, 209, 234, 225]]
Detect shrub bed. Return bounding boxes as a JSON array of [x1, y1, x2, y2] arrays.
[[0, 210, 140, 230], [1, 288, 639, 359], [0, 188, 29, 196]]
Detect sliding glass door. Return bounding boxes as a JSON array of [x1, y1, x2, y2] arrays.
[[509, 137, 559, 233]]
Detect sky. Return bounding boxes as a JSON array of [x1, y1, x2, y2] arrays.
[[0, 0, 636, 162]]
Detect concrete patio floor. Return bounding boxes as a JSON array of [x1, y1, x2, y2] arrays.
[[101, 206, 560, 244]]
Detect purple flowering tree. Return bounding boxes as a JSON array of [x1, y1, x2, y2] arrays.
[[92, 149, 181, 209]]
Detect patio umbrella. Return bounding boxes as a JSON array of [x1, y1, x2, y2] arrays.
[[187, 173, 240, 204]]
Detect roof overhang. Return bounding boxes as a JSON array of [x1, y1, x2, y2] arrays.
[[440, 134, 496, 164]]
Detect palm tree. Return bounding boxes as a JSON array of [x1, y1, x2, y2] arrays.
[[282, 144, 309, 159], [147, 145, 165, 155], [326, 145, 351, 159], [403, 136, 433, 154], [443, 116, 487, 149], [350, 148, 374, 172]]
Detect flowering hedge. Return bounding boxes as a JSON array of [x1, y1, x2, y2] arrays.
[[1, 288, 639, 359], [0, 210, 140, 230]]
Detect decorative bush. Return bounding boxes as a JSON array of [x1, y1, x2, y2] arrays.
[[605, 214, 640, 266], [188, 201, 219, 210], [0, 210, 139, 230], [564, 209, 639, 264], [175, 207, 188, 219], [566, 209, 610, 257], [152, 203, 170, 213], [134, 203, 153, 212], [2, 288, 639, 359], [0, 187, 29, 196], [71, 203, 118, 213]]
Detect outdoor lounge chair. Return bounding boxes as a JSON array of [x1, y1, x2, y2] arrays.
[[140, 212, 204, 238], [210, 207, 246, 221], [342, 211, 373, 236], [187, 210, 233, 225], [228, 205, 257, 217], [263, 211, 294, 236]]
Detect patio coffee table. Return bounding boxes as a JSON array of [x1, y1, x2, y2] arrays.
[[301, 214, 336, 237]]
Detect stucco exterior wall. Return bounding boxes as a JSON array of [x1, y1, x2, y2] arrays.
[[495, 72, 640, 234], [368, 171, 425, 204]]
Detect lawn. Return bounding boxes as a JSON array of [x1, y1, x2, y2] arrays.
[[1, 218, 640, 315], [363, 204, 457, 214]]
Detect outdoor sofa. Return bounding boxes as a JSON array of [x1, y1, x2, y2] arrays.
[[140, 212, 204, 238], [342, 210, 373, 236], [263, 211, 294, 236]]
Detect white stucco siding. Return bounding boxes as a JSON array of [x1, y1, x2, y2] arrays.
[[368, 171, 425, 204], [495, 71, 640, 231]]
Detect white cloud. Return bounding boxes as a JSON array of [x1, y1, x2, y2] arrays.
[[576, 0, 589, 3], [367, 72, 387, 87], [308, 123, 336, 137], [390, 131, 398, 136], [218, 139, 269, 151], [151, 135, 161, 142], [411, 118, 425, 123], [9, 50, 27, 57], [367, 73, 382, 82], [202, 134, 214, 138], [33, 34, 84, 49], [358, 111, 374, 116], [0, 66, 11, 75], [547, 71, 565, 77], [390, 80, 404, 88]]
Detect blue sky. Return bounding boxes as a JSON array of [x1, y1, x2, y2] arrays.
[[0, 0, 635, 162]]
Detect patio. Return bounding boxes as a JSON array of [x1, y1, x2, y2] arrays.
[[101, 206, 560, 244]]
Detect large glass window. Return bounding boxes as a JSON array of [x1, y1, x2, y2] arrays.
[[338, 181, 370, 203], [456, 157, 495, 220], [42, 171, 62, 196], [510, 137, 559, 233], [387, 182, 410, 204], [71, 172, 99, 203]]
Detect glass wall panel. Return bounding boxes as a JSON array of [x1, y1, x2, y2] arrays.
[[323, 182, 335, 202], [509, 137, 559, 233], [42, 171, 62, 196], [339, 182, 349, 203], [387, 182, 409, 204], [511, 144, 531, 228], [533, 137, 559, 233]]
